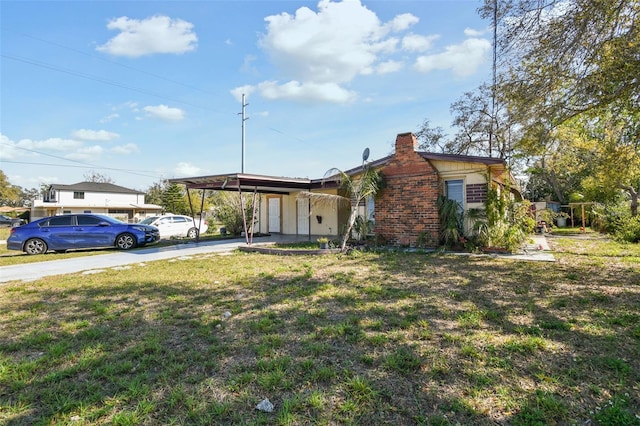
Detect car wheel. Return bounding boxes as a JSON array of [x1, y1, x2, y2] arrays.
[[187, 227, 199, 238], [115, 233, 136, 250], [24, 238, 47, 255]]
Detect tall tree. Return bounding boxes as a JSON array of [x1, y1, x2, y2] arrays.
[[83, 171, 114, 183], [578, 107, 640, 215], [481, 0, 639, 138], [479, 0, 639, 213], [0, 170, 22, 206], [145, 180, 166, 206], [161, 183, 188, 215]]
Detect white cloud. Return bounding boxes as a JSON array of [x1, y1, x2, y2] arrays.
[[401, 33, 440, 52], [257, 80, 357, 104], [99, 113, 120, 123], [382, 13, 419, 33], [174, 162, 203, 176], [248, 0, 418, 103], [464, 27, 485, 37], [66, 145, 104, 161], [72, 129, 120, 141], [230, 85, 256, 103], [18, 137, 84, 152], [143, 105, 185, 121], [111, 143, 139, 155], [97, 15, 198, 57], [376, 60, 404, 74], [414, 38, 491, 77]]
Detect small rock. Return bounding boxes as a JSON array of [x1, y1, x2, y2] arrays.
[[256, 398, 274, 412], [82, 269, 106, 275], [112, 266, 131, 271], [222, 311, 232, 319]]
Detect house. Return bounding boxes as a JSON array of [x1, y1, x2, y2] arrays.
[[168, 132, 520, 246], [31, 182, 163, 223]]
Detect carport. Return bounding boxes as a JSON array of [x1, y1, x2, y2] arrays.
[[168, 173, 326, 244]]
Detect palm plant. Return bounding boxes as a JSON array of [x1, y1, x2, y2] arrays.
[[298, 164, 383, 252], [437, 195, 463, 248]]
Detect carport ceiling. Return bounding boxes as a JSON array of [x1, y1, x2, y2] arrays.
[[168, 173, 325, 195]]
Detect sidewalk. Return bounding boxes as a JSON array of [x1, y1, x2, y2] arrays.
[[507, 233, 555, 262]]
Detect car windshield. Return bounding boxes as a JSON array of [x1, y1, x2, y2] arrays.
[[139, 217, 159, 225]]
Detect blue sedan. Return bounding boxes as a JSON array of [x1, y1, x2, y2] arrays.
[[7, 214, 160, 255]]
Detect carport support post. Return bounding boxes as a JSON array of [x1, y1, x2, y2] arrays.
[[198, 189, 206, 242], [249, 187, 258, 244], [185, 188, 205, 242], [238, 183, 249, 245]]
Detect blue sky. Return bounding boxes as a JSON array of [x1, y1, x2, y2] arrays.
[[1, 0, 493, 192]]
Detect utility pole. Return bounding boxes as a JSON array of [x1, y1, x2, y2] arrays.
[[239, 93, 249, 173], [489, 0, 497, 158]]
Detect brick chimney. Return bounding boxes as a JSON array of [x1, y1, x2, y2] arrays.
[[375, 132, 440, 247], [395, 132, 419, 162]]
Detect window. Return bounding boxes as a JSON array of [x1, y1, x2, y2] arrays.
[[77, 215, 103, 226], [366, 196, 375, 222], [84, 210, 91, 213], [73, 191, 85, 199], [445, 179, 464, 211], [48, 216, 74, 226]]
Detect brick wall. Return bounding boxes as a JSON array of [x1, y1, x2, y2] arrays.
[[375, 133, 440, 246], [466, 183, 487, 204]]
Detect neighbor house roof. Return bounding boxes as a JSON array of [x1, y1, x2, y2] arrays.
[[48, 182, 143, 194]]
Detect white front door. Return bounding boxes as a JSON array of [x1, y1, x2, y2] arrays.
[[268, 197, 281, 233], [297, 197, 309, 235]]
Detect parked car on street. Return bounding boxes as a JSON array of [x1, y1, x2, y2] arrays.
[[138, 214, 208, 239], [6, 213, 160, 255], [0, 214, 24, 227]]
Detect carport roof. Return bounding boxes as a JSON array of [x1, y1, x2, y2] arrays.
[[167, 173, 327, 194]]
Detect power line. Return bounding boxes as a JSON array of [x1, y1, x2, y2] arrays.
[[2, 53, 219, 111], [13, 31, 216, 96], [1, 160, 162, 180], [1, 143, 162, 180]]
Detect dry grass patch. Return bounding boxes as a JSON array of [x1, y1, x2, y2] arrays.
[[1, 236, 639, 425]]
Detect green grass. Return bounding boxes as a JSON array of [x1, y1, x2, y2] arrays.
[[0, 235, 639, 425]]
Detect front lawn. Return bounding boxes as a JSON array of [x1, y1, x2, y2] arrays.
[[1, 236, 638, 425]]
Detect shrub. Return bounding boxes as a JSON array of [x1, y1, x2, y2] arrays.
[[614, 215, 640, 243], [211, 192, 254, 236]]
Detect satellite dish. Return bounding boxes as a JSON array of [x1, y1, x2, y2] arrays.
[[362, 147, 370, 163]]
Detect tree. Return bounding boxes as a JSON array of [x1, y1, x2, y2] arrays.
[[415, 119, 447, 152], [145, 180, 166, 206], [210, 191, 253, 236], [522, 117, 598, 203], [481, 0, 639, 122], [0, 170, 22, 206], [480, 0, 639, 150], [83, 171, 114, 183], [161, 183, 189, 215], [416, 84, 522, 164], [577, 107, 640, 216]]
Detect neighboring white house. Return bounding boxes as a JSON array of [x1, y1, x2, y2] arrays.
[[31, 182, 163, 222]]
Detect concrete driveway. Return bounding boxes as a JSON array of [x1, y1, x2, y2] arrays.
[[0, 235, 311, 283]]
